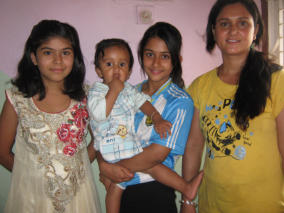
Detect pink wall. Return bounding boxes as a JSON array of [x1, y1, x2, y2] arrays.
[[0, 0, 261, 86]]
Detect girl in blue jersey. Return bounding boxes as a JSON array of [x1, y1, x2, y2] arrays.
[[97, 22, 201, 213]]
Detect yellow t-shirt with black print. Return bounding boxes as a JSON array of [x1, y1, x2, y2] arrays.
[[187, 69, 284, 213]]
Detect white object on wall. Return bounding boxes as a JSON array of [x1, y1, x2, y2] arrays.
[[136, 5, 154, 24]]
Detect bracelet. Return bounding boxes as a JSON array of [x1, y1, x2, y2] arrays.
[[180, 199, 198, 207], [150, 111, 156, 121]]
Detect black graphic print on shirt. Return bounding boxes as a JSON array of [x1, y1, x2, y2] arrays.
[[202, 98, 253, 160]]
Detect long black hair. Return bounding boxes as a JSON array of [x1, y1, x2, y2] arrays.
[[138, 22, 185, 88], [206, 0, 282, 130], [13, 19, 86, 101]]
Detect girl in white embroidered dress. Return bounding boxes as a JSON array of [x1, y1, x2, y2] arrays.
[[0, 20, 101, 213]]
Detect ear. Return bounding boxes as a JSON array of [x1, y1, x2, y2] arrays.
[[212, 27, 216, 40], [253, 24, 259, 41], [95, 67, 103, 79], [127, 69, 132, 80], [179, 55, 183, 63], [31, 53, 37, 65]]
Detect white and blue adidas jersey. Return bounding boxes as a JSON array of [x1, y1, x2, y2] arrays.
[[135, 78, 194, 170]]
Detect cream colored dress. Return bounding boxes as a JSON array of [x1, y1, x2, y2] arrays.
[[4, 86, 101, 213]]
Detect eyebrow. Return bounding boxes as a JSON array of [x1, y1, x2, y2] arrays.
[[217, 17, 250, 21], [144, 48, 170, 54], [39, 47, 73, 51]]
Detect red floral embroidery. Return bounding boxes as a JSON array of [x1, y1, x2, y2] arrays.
[[57, 124, 76, 143], [56, 99, 89, 156], [63, 143, 77, 156]]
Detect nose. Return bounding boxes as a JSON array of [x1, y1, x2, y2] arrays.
[[229, 23, 238, 35], [113, 64, 120, 73], [152, 56, 160, 67], [54, 52, 63, 64]]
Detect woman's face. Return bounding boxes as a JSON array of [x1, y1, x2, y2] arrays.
[[142, 37, 173, 86], [213, 3, 258, 57]]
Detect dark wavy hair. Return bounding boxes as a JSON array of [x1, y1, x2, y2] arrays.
[[94, 38, 134, 72], [206, 0, 282, 130], [13, 19, 86, 101], [138, 22, 185, 88]]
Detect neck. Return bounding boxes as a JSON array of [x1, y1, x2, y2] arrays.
[[142, 79, 169, 96], [218, 54, 248, 84]]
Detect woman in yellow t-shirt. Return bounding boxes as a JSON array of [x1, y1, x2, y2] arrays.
[[182, 0, 284, 213]]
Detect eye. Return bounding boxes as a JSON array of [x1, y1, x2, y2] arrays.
[[43, 50, 52, 55], [238, 20, 248, 28], [62, 50, 73, 56], [105, 62, 113, 67], [219, 21, 230, 28], [161, 54, 170, 60], [145, 52, 153, 57], [119, 62, 127, 67]]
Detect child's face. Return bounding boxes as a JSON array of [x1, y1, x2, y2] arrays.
[[96, 46, 131, 84], [142, 37, 173, 86], [31, 36, 74, 87]]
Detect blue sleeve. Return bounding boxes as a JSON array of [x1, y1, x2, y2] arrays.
[[150, 97, 194, 155]]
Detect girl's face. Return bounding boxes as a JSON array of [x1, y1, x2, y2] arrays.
[[96, 46, 130, 84], [31, 36, 74, 87], [143, 37, 173, 86], [213, 3, 258, 57]]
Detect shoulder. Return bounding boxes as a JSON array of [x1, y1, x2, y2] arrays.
[[186, 68, 217, 98], [6, 85, 24, 100], [271, 69, 284, 81], [271, 69, 284, 91], [189, 69, 217, 89], [165, 83, 193, 108]]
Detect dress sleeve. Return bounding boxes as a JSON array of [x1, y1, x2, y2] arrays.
[[271, 70, 284, 117], [87, 82, 107, 122], [150, 97, 194, 155], [5, 87, 19, 115]]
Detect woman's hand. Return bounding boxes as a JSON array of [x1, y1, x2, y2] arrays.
[[97, 152, 134, 183]]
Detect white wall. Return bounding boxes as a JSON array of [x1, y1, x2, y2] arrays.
[[0, 0, 225, 86]]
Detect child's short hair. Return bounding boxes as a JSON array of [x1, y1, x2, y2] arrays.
[[13, 19, 86, 101], [94, 38, 134, 70]]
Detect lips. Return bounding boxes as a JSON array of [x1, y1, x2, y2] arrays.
[[149, 69, 162, 75], [226, 39, 240, 43], [51, 68, 64, 73]]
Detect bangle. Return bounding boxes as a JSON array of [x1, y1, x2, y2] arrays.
[[180, 199, 197, 207], [150, 111, 156, 121]]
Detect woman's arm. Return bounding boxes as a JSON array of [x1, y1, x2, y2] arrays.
[[87, 125, 97, 163], [97, 151, 134, 183], [118, 143, 171, 173], [276, 108, 284, 173], [0, 99, 18, 172], [181, 108, 205, 213]]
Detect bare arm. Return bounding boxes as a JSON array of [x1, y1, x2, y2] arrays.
[[181, 108, 205, 213], [0, 99, 18, 172], [105, 79, 124, 116], [96, 151, 134, 183], [87, 125, 97, 163], [140, 101, 172, 138], [277, 108, 284, 173], [118, 143, 171, 173]]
